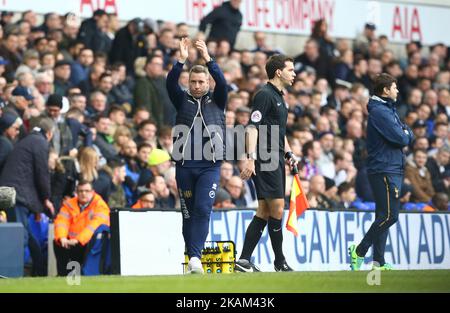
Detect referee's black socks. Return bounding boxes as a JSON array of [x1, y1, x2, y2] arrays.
[[239, 216, 267, 261], [268, 217, 285, 265]]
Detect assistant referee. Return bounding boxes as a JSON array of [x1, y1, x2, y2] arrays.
[[237, 55, 297, 272]]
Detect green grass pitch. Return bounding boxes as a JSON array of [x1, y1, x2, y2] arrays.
[[1, 270, 449, 293]]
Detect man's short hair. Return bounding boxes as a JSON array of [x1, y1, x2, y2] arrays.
[[301, 140, 316, 157], [189, 65, 209, 77], [108, 158, 125, 170], [265, 54, 293, 80], [338, 182, 354, 196], [138, 118, 157, 130], [109, 104, 126, 116], [158, 125, 172, 138], [66, 107, 84, 119], [145, 53, 163, 66], [373, 73, 397, 97], [77, 179, 93, 189], [137, 142, 153, 151], [413, 148, 428, 156], [38, 117, 55, 133]]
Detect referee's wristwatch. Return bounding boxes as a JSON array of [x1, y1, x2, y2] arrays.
[[247, 152, 257, 160]]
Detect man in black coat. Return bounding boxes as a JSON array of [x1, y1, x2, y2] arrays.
[[0, 112, 21, 173], [199, 0, 243, 49], [426, 147, 450, 193], [109, 18, 148, 75], [77, 9, 111, 54], [0, 117, 55, 276]]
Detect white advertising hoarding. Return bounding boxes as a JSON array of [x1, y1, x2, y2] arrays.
[[1, 0, 449, 45], [115, 210, 450, 275]]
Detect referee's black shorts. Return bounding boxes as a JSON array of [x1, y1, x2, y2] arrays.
[[252, 155, 285, 200]]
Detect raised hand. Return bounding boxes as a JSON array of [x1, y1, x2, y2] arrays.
[[195, 39, 211, 63], [179, 37, 189, 63]]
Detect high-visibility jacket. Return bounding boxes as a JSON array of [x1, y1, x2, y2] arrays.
[[131, 200, 143, 209], [54, 193, 110, 246]]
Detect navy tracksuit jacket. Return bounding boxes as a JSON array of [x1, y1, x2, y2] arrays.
[[357, 95, 414, 265], [166, 60, 228, 258]]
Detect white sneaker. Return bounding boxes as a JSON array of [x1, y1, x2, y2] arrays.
[[187, 257, 204, 274]]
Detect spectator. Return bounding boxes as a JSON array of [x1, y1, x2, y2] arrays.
[[334, 151, 357, 186], [337, 182, 357, 209], [294, 39, 334, 83], [65, 107, 93, 148], [198, 0, 243, 49], [35, 72, 54, 101], [134, 54, 175, 127], [310, 19, 336, 59], [15, 49, 40, 77], [78, 63, 105, 97], [354, 22, 377, 57], [251, 31, 281, 56], [157, 125, 173, 154], [0, 33, 21, 81], [129, 142, 151, 186], [220, 161, 235, 188], [147, 175, 171, 210], [316, 132, 336, 179], [162, 166, 178, 209], [77, 9, 111, 54], [76, 146, 99, 183], [98, 72, 115, 105], [109, 18, 148, 75], [0, 117, 55, 276], [135, 118, 157, 147], [36, 94, 74, 156], [132, 189, 156, 209], [110, 62, 134, 110], [300, 140, 322, 179], [48, 149, 76, 213], [70, 48, 94, 86], [308, 175, 335, 210], [107, 158, 127, 209], [423, 193, 449, 212], [5, 86, 34, 139], [37, 12, 61, 35], [426, 147, 450, 193], [0, 112, 21, 172], [53, 179, 110, 276], [405, 149, 435, 203], [86, 90, 108, 118], [213, 188, 235, 209], [225, 175, 247, 207], [93, 114, 117, 161], [148, 148, 172, 177], [53, 60, 73, 97], [411, 119, 428, 138]]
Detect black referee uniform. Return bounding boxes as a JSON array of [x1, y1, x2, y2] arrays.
[[249, 82, 288, 199]]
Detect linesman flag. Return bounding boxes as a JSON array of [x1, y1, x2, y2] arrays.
[[286, 165, 309, 236]]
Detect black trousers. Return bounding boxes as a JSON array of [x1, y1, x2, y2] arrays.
[[53, 241, 87, 276], [357, 173, 402, 266]]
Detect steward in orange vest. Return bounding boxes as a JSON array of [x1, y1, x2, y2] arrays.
[[53, 180, 110, 276]]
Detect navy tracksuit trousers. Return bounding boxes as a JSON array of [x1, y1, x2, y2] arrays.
[[176, 165, 221, 259], [357, 173, 403, 266]]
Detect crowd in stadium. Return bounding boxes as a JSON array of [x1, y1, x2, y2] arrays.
[[0, 2, 449, 228]]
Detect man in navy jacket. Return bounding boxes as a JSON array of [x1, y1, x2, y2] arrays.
[[349, 73, 414, 271], [166, 38, 227, 274]]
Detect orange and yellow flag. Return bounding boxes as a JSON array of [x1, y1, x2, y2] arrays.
[[286, 174, 309, 236]]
